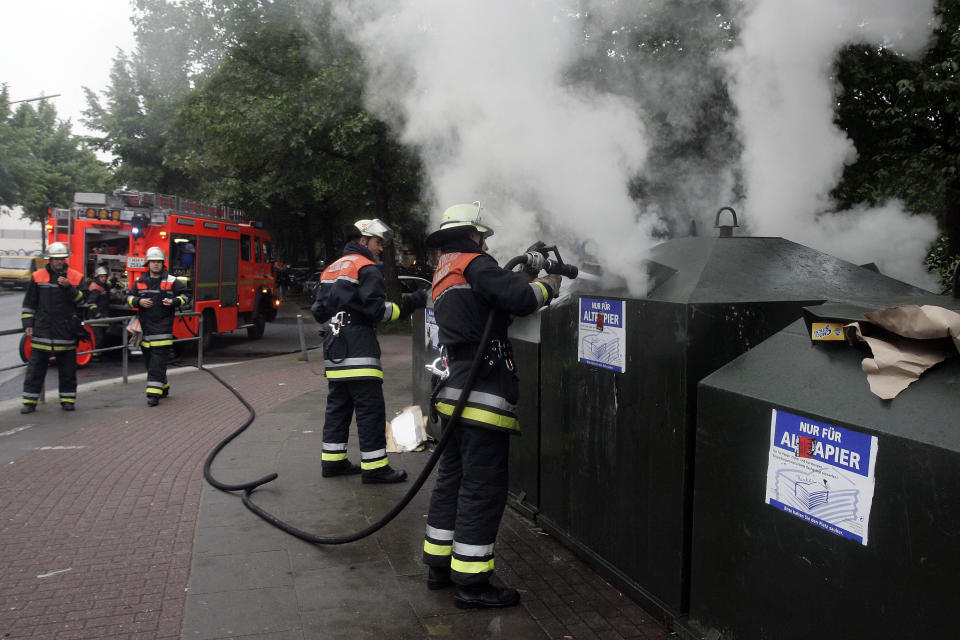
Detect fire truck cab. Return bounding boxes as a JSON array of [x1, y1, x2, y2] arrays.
[[46, 190, 278, 355]]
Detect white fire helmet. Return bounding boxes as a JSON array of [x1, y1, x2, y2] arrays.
[[94, 266, 109, 277], [354, 218, 394, 244], [45, 242, 70, 258], [425, 201, 499, 247], [145, 246, 166, 262]]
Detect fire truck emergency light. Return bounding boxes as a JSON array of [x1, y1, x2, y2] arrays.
[[130, 213, 151, 236]]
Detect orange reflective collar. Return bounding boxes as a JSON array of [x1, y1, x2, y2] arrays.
[[431, 252, 482, 302]]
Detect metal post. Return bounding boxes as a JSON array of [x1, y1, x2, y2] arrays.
[[197, 314, 204, 369], [122, 322, 129, 384], [297, 314, 309, 361]]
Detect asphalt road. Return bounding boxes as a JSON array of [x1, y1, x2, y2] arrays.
[[0, 294, 325, 404]]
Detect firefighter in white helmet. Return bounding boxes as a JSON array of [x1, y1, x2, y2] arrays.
[[420, 202, 560, 609], [20, 242, 86, 413], [311, 218, 427, 483], [126, 247, 190, 406]]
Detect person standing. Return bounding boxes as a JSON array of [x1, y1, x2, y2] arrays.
[[421, 202, 560, 609], [126, 247, 190, 406], [20, 242, 86, 413], [85, 266, 111, 357], [311, 219, 427, 483]]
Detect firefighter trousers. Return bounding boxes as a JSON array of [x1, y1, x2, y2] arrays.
[[22, 343, 77, 406], [422, 418, 510, 586], [321, 379, 390, 473], [142, 344, 171, 398]]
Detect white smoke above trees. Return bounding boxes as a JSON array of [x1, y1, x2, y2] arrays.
[[725, 0, 940, 289], [329, 0, 940, 291], [332, 0, 656, 293]]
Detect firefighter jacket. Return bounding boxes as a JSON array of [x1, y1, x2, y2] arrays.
[[85, 280, 110, 326], [312, 241, 426, 382], [431, 236, 554, 435], [21, 264, 85, 350], [126, 270, 190, 348]]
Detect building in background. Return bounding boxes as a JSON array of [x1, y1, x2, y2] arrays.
[[0, 206, 43, 255]]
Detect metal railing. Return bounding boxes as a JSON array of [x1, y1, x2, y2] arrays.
[[0, 312, 203, 384]]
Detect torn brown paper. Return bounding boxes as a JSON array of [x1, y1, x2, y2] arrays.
[[863, 304, 960, 351], [845, 304, 960, 400]]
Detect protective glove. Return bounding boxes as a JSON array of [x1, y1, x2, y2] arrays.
[[535, 274, 561, 302], [400, 288, 429, 315], [522, 241, 546, 280]]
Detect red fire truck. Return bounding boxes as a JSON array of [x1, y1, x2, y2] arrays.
[[25, 189, 279, 365]]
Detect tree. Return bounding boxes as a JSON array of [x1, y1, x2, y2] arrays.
[[85, 0, 427, 276], [0, 85, 112, 223], [834, 0, 960, 291]]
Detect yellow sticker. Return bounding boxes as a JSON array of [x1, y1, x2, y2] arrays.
[[811, 322, 846, 341]]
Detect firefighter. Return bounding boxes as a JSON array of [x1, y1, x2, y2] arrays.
[[20, 242, 86, 413], [311, 219, 427, 483], [86, 266, 111, 357], [127, 247, 190, 406], [420, 202, 560, 609]]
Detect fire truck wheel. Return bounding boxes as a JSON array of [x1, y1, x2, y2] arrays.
[[247, 315, 266, 340], [19, 334, 30, 363], [76, 326, 95, 368]]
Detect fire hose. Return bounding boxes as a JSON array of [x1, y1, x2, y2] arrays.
[[201, 246, 578, 544]]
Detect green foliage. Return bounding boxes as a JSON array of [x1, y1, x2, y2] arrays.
[[834, 0, 960, 291], [0, 85, 112, 221], [924, 235, 959, 294], [84, 0, 427, 272]]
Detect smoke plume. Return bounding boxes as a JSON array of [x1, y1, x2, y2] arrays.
[[329, 0, 940, 292], [725, 0, 940, 289], [332, 0, 657, 294]]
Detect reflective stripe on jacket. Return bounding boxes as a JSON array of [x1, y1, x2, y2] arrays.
[[430, 236, 550, 434], [21, 266, 84, 341], [313, 242, 393, 382], [127, 271, 190, 346]]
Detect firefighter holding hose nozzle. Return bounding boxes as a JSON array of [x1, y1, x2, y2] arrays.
[[421, 202, 561, 609]]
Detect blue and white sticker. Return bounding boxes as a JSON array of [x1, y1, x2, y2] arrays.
[[424, 308, 439, 351], [577, 298, 625, 373], [764, 409, 879, 545]]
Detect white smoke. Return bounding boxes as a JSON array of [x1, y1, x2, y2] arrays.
[[725, 0, 940, 289], [332, 0, 656, 295]]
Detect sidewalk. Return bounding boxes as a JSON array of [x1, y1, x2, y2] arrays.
[[0, 334, 672, 639]]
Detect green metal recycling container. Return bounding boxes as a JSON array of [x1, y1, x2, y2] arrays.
[[534, 235, 928, 621], [688, 299, 960, 639]]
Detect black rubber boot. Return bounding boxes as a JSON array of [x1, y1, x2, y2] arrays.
[[147, 396, 160, 407], [427, 567, 453, 590], [20, 404, 36, 414], [361, 466, 408, 484], [60, 403, 75, 411], [453, 581, 521, 610], [321, 460, 361, 477]]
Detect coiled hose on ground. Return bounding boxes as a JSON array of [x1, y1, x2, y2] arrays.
[[201, 252, 572, 544]]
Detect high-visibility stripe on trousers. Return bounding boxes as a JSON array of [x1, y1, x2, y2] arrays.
[[22, 341, 77, 405], [321, 379, 390, 472], [422, 416, 510, 586], [142, 344, 171, 398]]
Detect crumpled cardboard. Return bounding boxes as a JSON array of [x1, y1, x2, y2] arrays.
[[385, 405, 431, 453], [845, 305, 960, 400]]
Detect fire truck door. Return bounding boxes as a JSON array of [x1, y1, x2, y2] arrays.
[[196, 236, 221, 302], [220, 238, 239, 307]]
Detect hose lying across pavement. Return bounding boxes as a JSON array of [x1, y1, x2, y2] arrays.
[[201, 252, 573, 545], [200, 309, 496, 545]]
